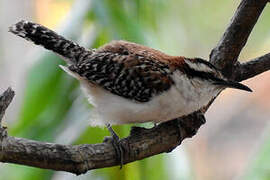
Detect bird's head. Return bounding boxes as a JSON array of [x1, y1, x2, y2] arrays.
[[182, 58, 252, 92]]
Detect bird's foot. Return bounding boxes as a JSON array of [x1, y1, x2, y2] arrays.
[[104, 124, 124, 169]]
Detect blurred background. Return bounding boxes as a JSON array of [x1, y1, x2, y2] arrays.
[[0, 0, 270, 179]]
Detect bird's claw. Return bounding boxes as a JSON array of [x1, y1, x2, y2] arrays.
[[105, 124, 124, 169]]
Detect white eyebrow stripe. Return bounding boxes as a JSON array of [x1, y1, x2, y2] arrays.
[[184, 59, 213, 73]]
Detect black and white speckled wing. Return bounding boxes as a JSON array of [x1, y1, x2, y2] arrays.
[[9, 21, 176, 102], [68, 51, 174, 102]]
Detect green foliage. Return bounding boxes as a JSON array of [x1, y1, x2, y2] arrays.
[[241, 131, 270, 180], [11, 55, 77, 141], [91, 0, 146, 43]]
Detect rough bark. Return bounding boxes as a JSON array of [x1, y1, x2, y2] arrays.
[[0, 0, 269, 175], [235, 53, 270, 81], [210, 0, 268, 77], [0, 111, 205, 175]]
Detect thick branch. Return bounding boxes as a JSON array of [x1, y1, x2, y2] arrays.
[[0, 0, 270, 175], [0, 112, 205, 175], [235, 53, 270, 81], [210, 0, 268, 76]]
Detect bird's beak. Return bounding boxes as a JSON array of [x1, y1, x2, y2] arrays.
[[213, 81, 252, 92]]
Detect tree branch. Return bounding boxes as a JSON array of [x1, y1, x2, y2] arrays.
[[0, 88, 15, 125], [234, 53, 270, 81], [210, 0, 268, 77], [0, 0, 270, 175], [0, 112, 205, 174]]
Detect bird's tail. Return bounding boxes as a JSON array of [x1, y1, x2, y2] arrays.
[[9, 20, 92, 64]]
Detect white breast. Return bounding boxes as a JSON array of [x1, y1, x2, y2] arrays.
[[80, 70, 221, 126]]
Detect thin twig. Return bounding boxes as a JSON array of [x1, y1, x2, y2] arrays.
[[0, 88, 15, 126]]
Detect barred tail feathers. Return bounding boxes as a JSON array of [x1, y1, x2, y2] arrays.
[[9, 20, 92, 64]]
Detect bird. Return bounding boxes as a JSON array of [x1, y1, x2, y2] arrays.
[[9, 20, 252, 165]]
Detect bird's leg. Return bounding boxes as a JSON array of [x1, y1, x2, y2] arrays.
[[104, 124, 124, 168]]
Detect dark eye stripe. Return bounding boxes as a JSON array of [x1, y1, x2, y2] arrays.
[[183, 63, 223, 82]]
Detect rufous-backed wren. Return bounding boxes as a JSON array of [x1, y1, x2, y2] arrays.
[[9, 20, 252, 166]]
